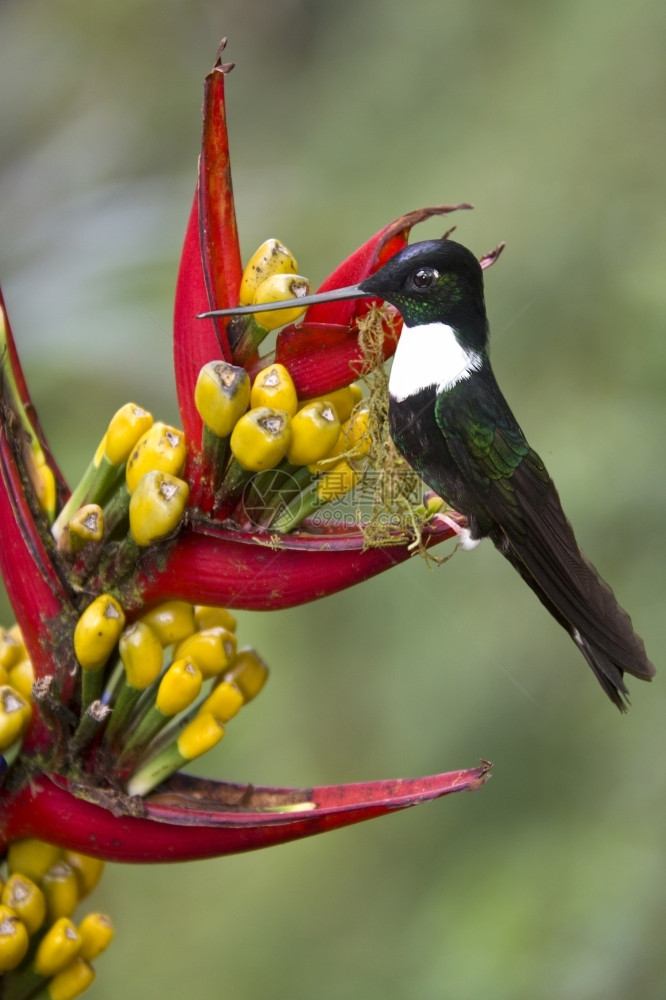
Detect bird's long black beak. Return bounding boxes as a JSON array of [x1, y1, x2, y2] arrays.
[[197, 282, 369, 320]]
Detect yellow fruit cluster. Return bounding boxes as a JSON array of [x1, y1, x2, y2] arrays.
[[52, 404, 189, 555], [192, 237, 379, 530], [238, 238, 311, 330], [47, 237, 380, 559], [0, 625, 34, 755], [0, 837, 112, 1000], [118, 603, 268, 796], [68, 596, 268, 797]]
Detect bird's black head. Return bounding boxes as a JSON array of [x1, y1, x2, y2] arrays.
[[359, 239, 488, 349]]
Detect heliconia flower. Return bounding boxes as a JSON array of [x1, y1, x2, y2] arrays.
[[0, 37, 492, 999]]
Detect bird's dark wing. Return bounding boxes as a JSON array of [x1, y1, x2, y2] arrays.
[[433, 371, 536, 540], [435, 372, 655, 707]]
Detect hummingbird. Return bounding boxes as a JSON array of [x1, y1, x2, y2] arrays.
[[201, 238, 655, 709]]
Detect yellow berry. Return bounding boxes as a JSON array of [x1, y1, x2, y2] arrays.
[[199, 679, 244, 722], [7, 839, 61, 883], [250, 364, 298, 415], [0, 626, 24, 670], [139, 601, 196, 646], [177, 712, 225, 761], [155, 658, 202, 716], [105, 403, 153, 465], [193, 605, 237, 633], [316, 460, 359, 503], [73, 595, 125, 673], [0, 904, 29, 973], [230, 407, 292, 472], [0, 685, 30, 750], [125, 422, 186, 493], [250, 273, 311, 330], [119, 622, 164, 690], [67, 504, 104, 544], [239, 238, 299, 305], [128, 470, 189, 547], [224, 648, 269, 702], [175, 627, 237, 679], [299, 384, 362, 423], [47, 957, 95, 1000], [195, 361, 250, 438], [63, 853, 104, 899], [286, 401, 341, 466], [41, 862, 79, 922], [8, 658, 35, 702], [1, 873, 46, 934], [78, 912, 114, 961], [34, 917, 82, 978]]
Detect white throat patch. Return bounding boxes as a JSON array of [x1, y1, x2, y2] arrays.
[[388, 322, 483, 401]]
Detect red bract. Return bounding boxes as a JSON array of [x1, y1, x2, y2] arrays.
[[0, 41, 490, 867], [0, 767, 491, 863], [0, 294, 67, 665]]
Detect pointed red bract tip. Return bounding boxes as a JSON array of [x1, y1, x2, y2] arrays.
[[0, 764, 491, 862]]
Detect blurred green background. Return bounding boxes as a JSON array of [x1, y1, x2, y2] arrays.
[[1, 1, 664, 997]]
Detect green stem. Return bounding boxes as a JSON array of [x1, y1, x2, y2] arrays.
[[102, 680, 144, 747], [270, 478, 324, 533], [116, 704, 170, 770], [80, 670, 105, 716], [231, 316, 270, 367], [125, 740, 187, 797], [70, 700, 111, 755], [2, 964, 45, 1000], [201, 425, 229, 494], [248, 463, 315, 529], [52, 454, 124, 541], [101, 481, 131, 538], [214, 456, 252, 509]]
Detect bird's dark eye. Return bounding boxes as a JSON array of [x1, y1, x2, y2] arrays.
[[411, 267, 439, 290]]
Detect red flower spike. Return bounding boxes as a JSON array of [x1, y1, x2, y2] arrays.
[[0, 41, 492, 887], [198, 46, 242, 349], [174, 193, 228, 449], [0, 764, 491, 863], [174, 43, 240, 451], [167, 56, 462, 616], [132, 522, 456, 613], [0, 380, 70, 662], [0, 377, 72, 753]]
